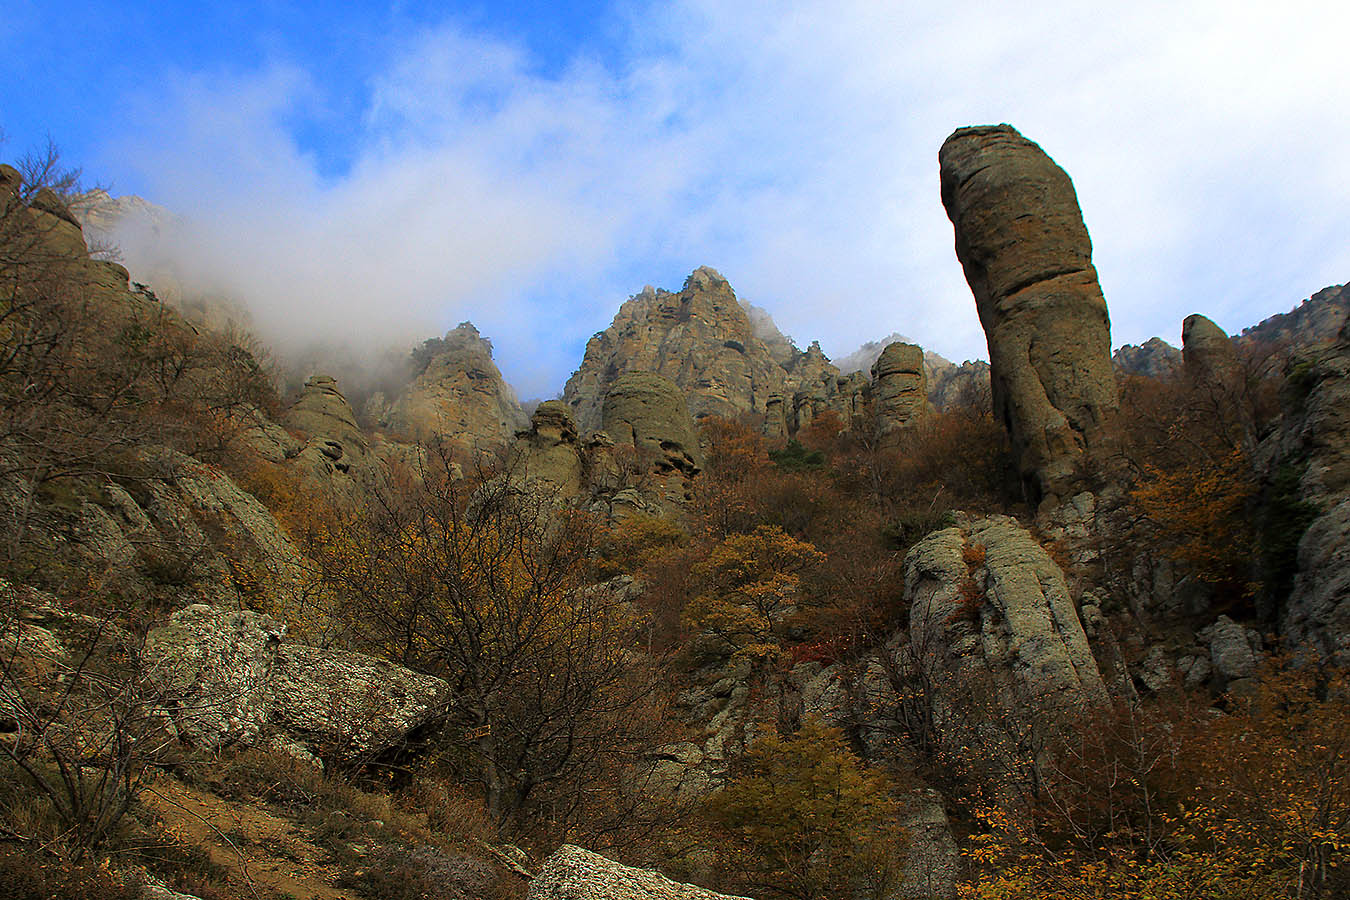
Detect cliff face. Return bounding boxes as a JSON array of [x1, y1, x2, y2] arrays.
[[564, 267, 866, 437]]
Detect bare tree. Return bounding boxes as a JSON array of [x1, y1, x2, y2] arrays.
[[306, 442, 669, 829]]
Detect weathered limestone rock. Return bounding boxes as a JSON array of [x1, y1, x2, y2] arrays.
[[1201, 615, 1260, 683], [512, 401, 586, 499], [1261, 312, 1350, 664], [284, 374, 366, 451], [144, 605, 284, 749], [528, 845, 751, 900], [564, 267, 852, 438], [269, 645, 449, 757], [145, 605, 449, 758], [601, 372, 703, 478], [1113, 337, 1182, 379], [940, 124, 1119, 506], [896, 789, 959, 900], [905, 515, 1106, 799], [388, 322, 528, 448], [1182, 314, 1240, 390], [281, 375, 373, 502], [871, 341, 929, 438]]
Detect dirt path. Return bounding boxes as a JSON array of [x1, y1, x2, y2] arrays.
[[143, 776, 363, 900]]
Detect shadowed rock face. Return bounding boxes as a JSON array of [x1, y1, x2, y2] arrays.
[[940, 124, 1118, 506], [1182, 313, 1240, 389]]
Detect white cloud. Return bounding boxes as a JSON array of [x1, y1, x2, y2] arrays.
[[104, 1, 1350, 397]]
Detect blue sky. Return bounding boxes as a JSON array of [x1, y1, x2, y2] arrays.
[[4, 1, 1349, 399]]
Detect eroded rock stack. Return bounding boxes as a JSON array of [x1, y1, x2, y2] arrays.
[[904, 515, 1107, 802], [939, 124, 1119, 506], [871, 341, 929, 439], [511, 400, 586, 500]]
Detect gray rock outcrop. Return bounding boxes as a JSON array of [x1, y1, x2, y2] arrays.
[[145, 604, 449, 758], [1182, 314, 1240, 391], [528, 845, 751, 900], [601, 372, 703, 482], [512, 400, 587, 500], [871, 341, 929, 438], [1264, 311, 1350, 664], [388, 323, 528, 449], [904, 515, 1106, 799], [1113, 337, 1182, 379], [282, 375, 372, 501], [940, 124, 1119, 507], [564, 267, 854, 438]]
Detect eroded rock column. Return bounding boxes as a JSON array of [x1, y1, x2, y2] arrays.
[[940, 124, 1118, 506]]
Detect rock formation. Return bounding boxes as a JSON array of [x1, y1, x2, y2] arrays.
[[939, 124, 1119, 506], [601, 373, 703, 475], [564, 267, 852, 437], [871, 341, 929, 438], [904, 515, 1107, 800], [1264, 312, 1350, 664], [387, 323, 528, 448], [528, 845, 751, 900], [1239, 283, 1350, 353], [146, 604, 449, 758], [1182, 313, 1240, 390], [511, 400, 586, 500], [280, 374, 373, 502], [1113, 337, 1182, 379]]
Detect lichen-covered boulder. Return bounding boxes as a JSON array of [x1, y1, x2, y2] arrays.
[[145, 604, 450, 758], [268, 644, 449, 757], [528, 845, 752, 900], [144, 605, 284, 748]]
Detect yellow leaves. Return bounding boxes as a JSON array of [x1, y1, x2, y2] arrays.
[[703, 718, 906, 899], [1130, 446, 1258, 589], [680, 525, 825, 664]]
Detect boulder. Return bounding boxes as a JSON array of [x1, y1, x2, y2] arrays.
[[144, 605, 284, 749], [145, 604, 449, 758], [528, 845, 751, 900], [939, 124, 1119, 507], [871, 341, 929, 438], [268, 644, 449, 757], [1202, 615, 1259, 682]]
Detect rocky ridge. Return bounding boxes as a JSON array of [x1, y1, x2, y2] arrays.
[[564, 267, 860, 438]]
